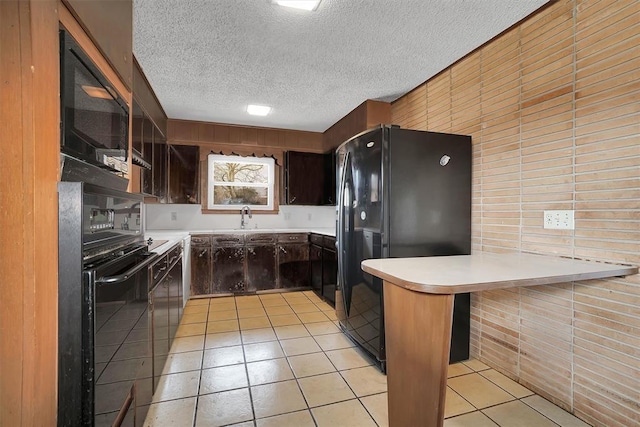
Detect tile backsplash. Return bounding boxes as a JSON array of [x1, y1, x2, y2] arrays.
[[145, 204, 336, 231]]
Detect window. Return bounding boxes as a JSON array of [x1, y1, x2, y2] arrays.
[[207, 154, 275, 210]]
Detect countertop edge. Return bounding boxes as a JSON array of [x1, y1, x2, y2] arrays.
[[361, 254, 638, 295]]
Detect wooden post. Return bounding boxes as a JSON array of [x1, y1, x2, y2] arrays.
[[383, 281, 454, 427]]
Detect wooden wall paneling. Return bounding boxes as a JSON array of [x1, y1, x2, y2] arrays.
[[62, 0, 132, 89], [390, 1, 639, 424], [383, 0, 640, 419], [573, 3, 640, 423], [403, 85, 427, 131], [477, 288, 520, 377], [390, 94, 409, 127], [322, 100, 368, 151], [520, 0, 575, 265], [168, 119, 324, 153], [0, 0, 59, 425], [365, 99, 392, 129], [426, 71, 452, 132]]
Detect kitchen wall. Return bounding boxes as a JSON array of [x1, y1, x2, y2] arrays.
[[146, 204, 336, 231], [391, 1, 639, 426]]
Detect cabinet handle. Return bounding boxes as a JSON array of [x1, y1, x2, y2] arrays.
[[289, 196, 296, 204], [199, 250, 208, 258], [153, 265, 167, 279], [280, 247, 287, 254]]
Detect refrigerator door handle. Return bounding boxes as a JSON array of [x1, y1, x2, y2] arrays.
[[336, 151, 350, 296], [336, 151, 350, 287]]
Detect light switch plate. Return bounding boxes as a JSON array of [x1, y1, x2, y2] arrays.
[[543, 210, 574, 230]]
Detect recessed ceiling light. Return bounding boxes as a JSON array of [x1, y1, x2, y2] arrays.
[[247, 104, 272, 116], [271, 0, 321, 11]]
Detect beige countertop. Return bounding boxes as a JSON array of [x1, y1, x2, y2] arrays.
[[361, 252, 638, 294]]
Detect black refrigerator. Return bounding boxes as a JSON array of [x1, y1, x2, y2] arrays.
[[335, 125, 471, 372]]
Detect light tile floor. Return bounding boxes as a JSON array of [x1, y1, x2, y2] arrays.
[[144, 291, 590, 427]]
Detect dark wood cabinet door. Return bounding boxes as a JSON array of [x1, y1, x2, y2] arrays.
[[277, 243, 310, 288], [310, 244, 322, 295], [132, 101, 143, 155], [153, 132, 167, 202], [286, 151, 325, 205], [168, 145, 200, 204], [323, 152, 336, 205], [322, 247, 337, 304], [141, 117, 153, 195], [150, 278, 169, 389], [213, 247, 245, 293], [246, 245, 276, 292], [167, 259, 182, 345], [190, 245, 211, 295]]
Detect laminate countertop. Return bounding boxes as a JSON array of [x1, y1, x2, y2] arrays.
[[361, 252, 638, 295]]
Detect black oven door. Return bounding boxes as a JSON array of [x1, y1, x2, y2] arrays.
[[83, 247, 157, 426]]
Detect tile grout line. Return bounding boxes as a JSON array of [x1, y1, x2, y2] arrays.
[[171, 293, 582, 427], [191, 296, 213, 427], [236, 296, 259, 427]]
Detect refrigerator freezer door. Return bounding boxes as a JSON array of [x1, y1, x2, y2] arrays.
[[336, 129, 385, 367]]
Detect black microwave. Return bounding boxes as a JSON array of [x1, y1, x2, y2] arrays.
[[60, 28, 129, 174]]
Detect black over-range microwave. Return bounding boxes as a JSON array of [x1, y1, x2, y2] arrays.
[[60, 28, 129, 178]]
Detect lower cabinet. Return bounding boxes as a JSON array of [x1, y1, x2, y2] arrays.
[[310, 242, 323, 295], [310, 234, 337, 305], [187, 233, 339, 296], [212, 246, 245, 293], [150, 277, 169, 389], [167, 258, 183, 343], [191, 236, 212, 295], [322, 243, 337, 305], [277, 242, 310, 288], [149, 243, 183, 391], [246, 244, 277, 292]]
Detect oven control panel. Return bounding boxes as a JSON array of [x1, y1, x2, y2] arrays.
[[89, 208, 115, 231]]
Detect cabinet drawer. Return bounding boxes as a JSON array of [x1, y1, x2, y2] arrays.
[[310, 234, 323, 245], [245, 233, 276, 244], [190, 235, 211, 246], [322, 236, 336, 249], [277, 233, 308, 243], [213, 234, 245, 246], [167, 245, 181, 267]]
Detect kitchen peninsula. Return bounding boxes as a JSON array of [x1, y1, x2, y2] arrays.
[[361, 253, 638, 427]]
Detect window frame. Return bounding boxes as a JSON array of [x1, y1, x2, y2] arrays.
[[206, 154, 276, 211]]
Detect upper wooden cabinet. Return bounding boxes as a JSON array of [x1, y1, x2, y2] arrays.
[[168, 145, 200, 204], [285, 151, 325, 205], [133, 57, 167, 137], [284, 151, 336, 205], [62, 0, 133, 90]]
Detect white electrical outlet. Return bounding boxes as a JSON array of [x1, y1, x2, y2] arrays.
[[170, 212, 178, 221], [284, 212, 291, 221], [307, 213, 312, 221], [543, 210, 574, 230]]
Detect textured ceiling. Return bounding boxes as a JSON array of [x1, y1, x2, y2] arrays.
[[133, 0, 548, 132]]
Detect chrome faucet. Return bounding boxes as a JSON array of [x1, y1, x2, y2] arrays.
[[240, 205, 252, 229]]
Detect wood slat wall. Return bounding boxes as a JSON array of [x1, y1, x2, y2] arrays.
[[169, 119, 324, 152], [390, 1, 640, 425], [322, 99, 391, 152], [0, 1, 60, 425]]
